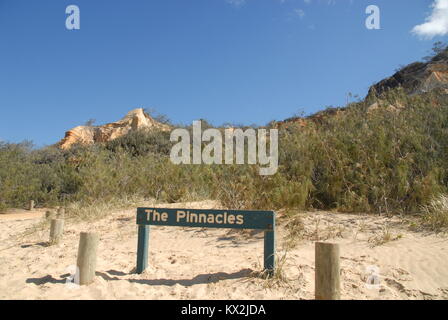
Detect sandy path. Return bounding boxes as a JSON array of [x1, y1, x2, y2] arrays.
[[0, 201, 447, 300], [0, 209, 45, 221]]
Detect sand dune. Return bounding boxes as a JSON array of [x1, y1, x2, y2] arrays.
[[0, 201, 447, 300]]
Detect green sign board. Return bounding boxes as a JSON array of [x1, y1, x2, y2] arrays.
[[136, 208, 276, 274]]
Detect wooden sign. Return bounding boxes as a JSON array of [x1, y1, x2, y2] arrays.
[[136, 208, 276, 275]]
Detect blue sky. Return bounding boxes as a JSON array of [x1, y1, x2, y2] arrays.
[[0, 0, 447, 147]]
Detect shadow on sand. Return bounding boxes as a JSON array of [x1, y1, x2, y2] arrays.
[[97, 268, 253, 287], [26, 268, 253, 287], [21, 242, 49, 248], [26, 274, 70, 285]]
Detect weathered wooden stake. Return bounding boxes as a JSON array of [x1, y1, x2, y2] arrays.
[[49, 219, 64, 244], [28, 200, 35, 211], [57, 207, 65, 218], [315, 242, 340, 300], [76, 232, 99, 285], [46, 210, 56, 219]]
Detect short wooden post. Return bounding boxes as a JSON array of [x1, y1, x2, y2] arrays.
[[46, 210, 56, 219], [76, 232, 99, 285], [28, 200, 35, 211], [57, 207, 65, 218], [136, 225, 150, 274], [315, 242, 340, 300], [49, 219, 64, 244]]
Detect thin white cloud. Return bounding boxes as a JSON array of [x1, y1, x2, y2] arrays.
[[412, 0, 448, 39], [294, 8, 306, 19], [226, 0, 246, 7], [226, 0, 287, 6], [303, 0, 353, 5], [226, 0, 346, 8]]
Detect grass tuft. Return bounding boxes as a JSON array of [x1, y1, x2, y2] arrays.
[[251, 251, 291, 289], [368, 226, 403, 247], [420, 194, 448, 232]]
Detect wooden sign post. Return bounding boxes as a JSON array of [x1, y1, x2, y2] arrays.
[[136, 208, 276, 275]]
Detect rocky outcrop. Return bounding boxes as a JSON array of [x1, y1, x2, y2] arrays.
[[368, 49, 448, 98], [275, 107, 345, 129], [59, 108, 170, 150], [278, 48, 448, 127], [366, 100, 406, 114]]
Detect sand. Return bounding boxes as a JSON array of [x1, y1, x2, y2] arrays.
[[1, 200, 447, 300]]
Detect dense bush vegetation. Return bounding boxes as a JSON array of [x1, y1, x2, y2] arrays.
[[1, 88, 448, 216]]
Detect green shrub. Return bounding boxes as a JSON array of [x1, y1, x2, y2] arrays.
[[105, 129, 172, 157], [1, 88, 448, 217]]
